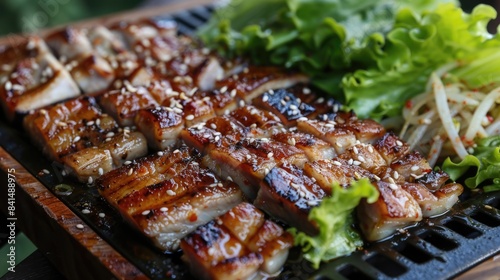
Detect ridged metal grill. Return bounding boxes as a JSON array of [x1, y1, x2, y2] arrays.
[[0, 4, 499, 279]]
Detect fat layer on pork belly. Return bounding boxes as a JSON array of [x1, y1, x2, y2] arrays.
[[181, 202, 293, 280], [0, 37, 80, 120]]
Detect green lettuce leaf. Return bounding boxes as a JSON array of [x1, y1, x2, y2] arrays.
[[442, 135, 500, 192], [288, 178, 379, 268], [343, 4, 500, 119]]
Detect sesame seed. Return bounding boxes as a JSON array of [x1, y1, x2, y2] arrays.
[[98, 168, 104, 176], [388, 177, 396, 184], [86, 121, 94, 126], [76, 224, 84, 229], [290, 104, 298, 110], [185, 114, 195, 121], [393, 171, 399, 179], [56, 121, 68, 127], [99, 213, 105, 218], [332, 160, 342, 166], [298, 117, 308, 122], [353, 146, 359, 154], [354, 172, 361, 179], [288, 138, 296, 146], [262, 95, 269, 102], [324, 123, 335, 128], [239, 100, 245, 107], [290, 182, 300, 189], [214, 136, 220, 141], [348, 159, 353, 165], [217, 183, 223, 187], [42, 169, 50, 174], [389, 183, 398, 190], [227, 176, 233, 182], [88, 177, 93, 184], [299, 191, 306, 198], [267, 152, 274, 158], [353, 160, 361, 166], [167, 190, 176, 196], [210, 123, 217, 130], [220, 86, 228, 94], [188, 87, 198, 96], [128, 168, 133, 176], [264, 168, 270, 175], [307, 200, 317, 206], [316, 97, 325, 104], [280, 99, 287, 106], [302, 87, 311, 94], [358, 156, 365, 162], [160, 207, 168, 212], [336, 142, 343, 148], [82, 209, 91, 214], [411, 165, 420, 171], [246, 154, 251, 160], [124, 160, 132, 165], [368, 146, 374, 153], [373, 175, 381, 181], [73, 136, 81, 143], [396, 140, 403, 146], [142, 210, 150, 216]]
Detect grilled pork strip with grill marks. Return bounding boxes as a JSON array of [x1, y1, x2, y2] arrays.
[[303, 159, 378, 195], [117, 161, 219, 216], [272, 131, 336, 161], [215, 66, 309, 103], [203, 137, 308, 200], [23, 96, 118, 161], [135, 106, 184, 150], [181, 220, 262, 280], [98, 86, 159, 126], [134, 181, 242, 251], [297, 118, 357, 154], [358, 180, 422, 241], [252, 88, 316, 127], [46, 27, 116, 93], [255, 163, 326, 236], [373, 132, 411, 165], [62, 131, 147, 182], [97, 146, 191, 202], [337, 143, 387, 176], [181, 202, 293, 279], [401, 182, 463, 217], [0, 38, 80, 120]]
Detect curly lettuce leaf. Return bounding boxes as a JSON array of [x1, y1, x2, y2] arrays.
[[442, 135, 500, 192], [288, 178, 379, 269], [199, 0, 454, 98], [343, 4, 500, 119]]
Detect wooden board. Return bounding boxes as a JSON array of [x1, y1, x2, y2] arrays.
[[0, 0, 498, 279]]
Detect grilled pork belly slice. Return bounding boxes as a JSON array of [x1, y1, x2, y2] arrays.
[[390, 150, 432, 181], [181, 220, 263, 280], [23, 96, 117, 161], [98, 86, 159, 126], [272, 131, 336, 161], [46, 27, 116, 93], [215, 66, 308, 103], [358, 180, 422, 241], [337, 143, 387, 175], [255, 163, 326, 236], [199, 87, 238, 115], [401, 182, 463, 217], [297, 118, 357, 154], [133, 181, 242, 251], [203, 137, 308, 200], [97, 146, 192, 203], [135, 106, 184, 150], [62, 131, 147, 182], [373, 132, 411, 165], [0, 38, 80, 120], [181, 202, 293, 279], [229, 105, 282, 132], [253, 88, 316, 127], [303, 159, 377, 195]]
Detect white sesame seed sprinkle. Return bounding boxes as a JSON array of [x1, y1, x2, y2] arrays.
[[73, 136, 81, 143], [185, 114, 195, 121], [76, 224, 84, 229], [267, 152, 274, 158], [353, 146, 359, 154], [388, 177, 396, 184], [358, 156, 365, 162], [332, 160, 342, 166], [373, 175, 381, 181], [160, 207, 168, 212], [298, 117, 308, 122], [227, 176, 233, 182], [142, 210, 150, 216], [336, 142, 343, 148], [353, 160, 361, 166], [348, 158, 353, 165], [396, 140, 403, 146], [210, 123, 217, 129], [124, 160, 132, 165], [220, 86, 228, 94], [98, 168, 104, 176], [262, 95, 269, 102], [288, 138, 296, 146], [368, 146, 374, 153], [42, 169, 50, 174], [167, 190, 176, 196], [393, 171, 399, 180], [82, 209, 91, 214], [99, 213, 105, 218], [411, 165, 420, 171], [128, 168, 133, 176], [239, 100, 245, 107], [389, 183, 398, 190]]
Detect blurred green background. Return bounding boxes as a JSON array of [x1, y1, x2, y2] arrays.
[[0, 0, 143, 36]]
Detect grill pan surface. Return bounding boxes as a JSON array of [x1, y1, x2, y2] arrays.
[[1, 5, 499, 279]]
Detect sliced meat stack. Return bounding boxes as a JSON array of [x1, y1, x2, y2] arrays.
[[0, 19, 465, 278]]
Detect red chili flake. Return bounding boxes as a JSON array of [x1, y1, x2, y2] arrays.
[[487, 115, 494, 123], [188, 212, 198, 222], [405, 100, 413, 109]]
